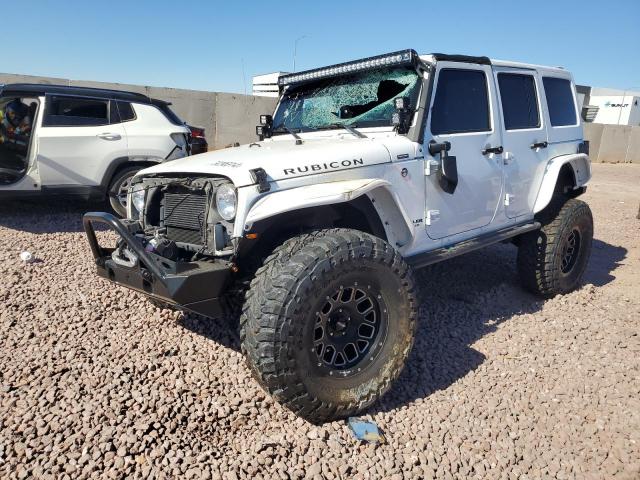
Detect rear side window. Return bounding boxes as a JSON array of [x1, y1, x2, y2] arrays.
[[117, 101, 136, 122], [431, 69, 490, 135], [44, 96, 109, 126], [153, 101, 184, 126], [497, 73, 540, 130], [542, 77, 577, 127]]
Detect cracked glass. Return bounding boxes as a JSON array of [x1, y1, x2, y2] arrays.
[[272, 66, 421, 132]]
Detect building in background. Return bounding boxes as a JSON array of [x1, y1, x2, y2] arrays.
[[252, 72, 288, 97], [578, 86, 640, 126]]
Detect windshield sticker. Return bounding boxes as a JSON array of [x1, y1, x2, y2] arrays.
[[283, 158, 364, 176]]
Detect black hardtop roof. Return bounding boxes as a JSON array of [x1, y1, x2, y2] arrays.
[[0, 83, 170, 105]]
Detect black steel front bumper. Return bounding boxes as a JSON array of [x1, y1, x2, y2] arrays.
[[83, 212, 232, 318]]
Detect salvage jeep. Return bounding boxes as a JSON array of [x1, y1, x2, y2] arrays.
[[84, 49, 593, 423]]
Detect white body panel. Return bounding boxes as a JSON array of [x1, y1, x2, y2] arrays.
[[133, 54, 590, 259], [37, 122, 128, 186]]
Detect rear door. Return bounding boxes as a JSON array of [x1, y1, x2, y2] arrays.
[[423, 63, 504, 239], [493, 68, 548, 218], [37, 95, 127, 187]]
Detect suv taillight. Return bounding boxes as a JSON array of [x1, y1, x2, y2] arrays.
[[189, 126, 205, 139]]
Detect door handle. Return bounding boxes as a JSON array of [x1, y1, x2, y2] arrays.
[[530, 141, 548, 150], [97, 133, 121, 140], [481, 145, 503, 155]]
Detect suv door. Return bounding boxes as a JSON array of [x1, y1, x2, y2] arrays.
[[37, 95, 127, 188], [0, 95, 40, 190], [493, 68, 547, 218], [424, 63, 504, 239]]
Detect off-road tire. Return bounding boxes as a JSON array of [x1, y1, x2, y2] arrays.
[[108, 166, 140, 217], [240, 229, 417, 423], [517, 198, 593, 297]]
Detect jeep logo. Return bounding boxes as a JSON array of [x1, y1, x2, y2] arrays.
[[283, 158, 364, 175]]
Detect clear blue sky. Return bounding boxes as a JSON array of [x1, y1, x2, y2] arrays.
[[3, 0, 639, 93]]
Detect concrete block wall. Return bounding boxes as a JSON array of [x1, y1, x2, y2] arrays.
[[584, 122, 640, 163], [0, 73, 277, 149]]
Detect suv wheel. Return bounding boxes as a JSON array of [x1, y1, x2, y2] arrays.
[[517, 198, 593, 297], [108, 166, 140, 217], [240, 229, 417, 423]]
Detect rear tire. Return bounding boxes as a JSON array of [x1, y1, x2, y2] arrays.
[[240, 229, 417, 423], [517, 198, 593, 297], [108, 166, 140, 217]]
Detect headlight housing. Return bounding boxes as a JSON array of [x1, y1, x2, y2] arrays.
[[131, 188, 145, 213], [216, 183, 237, 221]]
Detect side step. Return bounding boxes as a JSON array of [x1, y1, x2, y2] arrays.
[[406, 222, 541, 269]]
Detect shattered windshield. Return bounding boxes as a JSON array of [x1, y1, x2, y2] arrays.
[[272, 66, 421, 132]]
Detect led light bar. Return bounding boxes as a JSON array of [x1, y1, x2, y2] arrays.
[[278, 49, 419, 87]]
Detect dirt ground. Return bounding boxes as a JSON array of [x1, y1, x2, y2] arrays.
[[0, 163, 638, 479]]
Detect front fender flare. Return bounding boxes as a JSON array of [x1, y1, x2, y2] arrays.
[[533, 153, 591, 214], [244, 178, 414, 247]]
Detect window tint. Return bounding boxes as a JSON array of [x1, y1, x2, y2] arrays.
[[117, 101, 136, 122], [431, 69, 490, 135], [152, 101, 184, 126], [542, 77, 577, 127], [44, 96, 109, 126], [497, 74, 540, 130]]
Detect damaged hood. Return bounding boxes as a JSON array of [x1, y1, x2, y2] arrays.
[[137, 137, 394, 186]]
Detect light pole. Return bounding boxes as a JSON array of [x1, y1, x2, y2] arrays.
[[293, 35, 308, 72]]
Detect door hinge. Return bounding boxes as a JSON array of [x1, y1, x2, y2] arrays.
[[426, 210, 440, 225], [424, 160, 440, 176], [504, 193, 514, 206]]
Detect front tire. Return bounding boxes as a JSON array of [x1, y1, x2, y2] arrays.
[[108, 166, 140, 217], [240, 229, 417, 423], [517, 198, 593, 297]]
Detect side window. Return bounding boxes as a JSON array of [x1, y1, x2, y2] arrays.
[[542, 77, 577, 127], [431, 69, 490, 135], [117, 101, 136, 122], [497, 73, 540, 130], [43, 96, 109, 127]]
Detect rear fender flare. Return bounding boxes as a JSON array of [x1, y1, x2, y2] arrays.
[[533, 153, 591, 214]]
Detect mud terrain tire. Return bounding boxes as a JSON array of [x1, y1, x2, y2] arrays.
[[517, 199, 593, 297], [240, 229, 417, 423]]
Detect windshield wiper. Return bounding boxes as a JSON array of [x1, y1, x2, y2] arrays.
[[331, 123, 367, 138], [272, 125, 303, 143]]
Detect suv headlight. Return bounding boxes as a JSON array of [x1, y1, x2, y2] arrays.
[[216, 183, 236, 221], [131, 188, 145, 213]]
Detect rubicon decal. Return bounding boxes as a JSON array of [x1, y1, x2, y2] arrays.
[[283, 158, 364, 176]]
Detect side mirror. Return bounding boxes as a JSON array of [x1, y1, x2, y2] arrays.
[[256, 114, 273, 140], [428, 141, 458, 194]]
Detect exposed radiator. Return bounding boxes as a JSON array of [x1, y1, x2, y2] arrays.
[[163, 192, 207, 245]]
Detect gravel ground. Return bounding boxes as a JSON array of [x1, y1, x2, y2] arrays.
[[1, 163, 639, 479]]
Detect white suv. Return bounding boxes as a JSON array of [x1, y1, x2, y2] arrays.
[[84, 50, 592, 422], [0, 84, 191, 215]]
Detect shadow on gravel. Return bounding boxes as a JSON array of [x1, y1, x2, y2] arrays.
[[177, 313, 241, 352], [370, 238, 627, 416], [0, 198, 107, 233], [584, 239, 627, 287]]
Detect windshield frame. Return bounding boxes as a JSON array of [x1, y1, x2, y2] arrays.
[[272, 65, 427, 137]]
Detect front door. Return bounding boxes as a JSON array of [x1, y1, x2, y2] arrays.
[[37, 95, 127, 187], [424, 63, 504, 239], [493, 68, 548, 218]]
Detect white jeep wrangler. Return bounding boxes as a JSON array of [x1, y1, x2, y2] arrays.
[[84, 50, 593, 423]]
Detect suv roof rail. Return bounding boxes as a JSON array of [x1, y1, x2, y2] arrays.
[[0, 83, 155, 104]]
